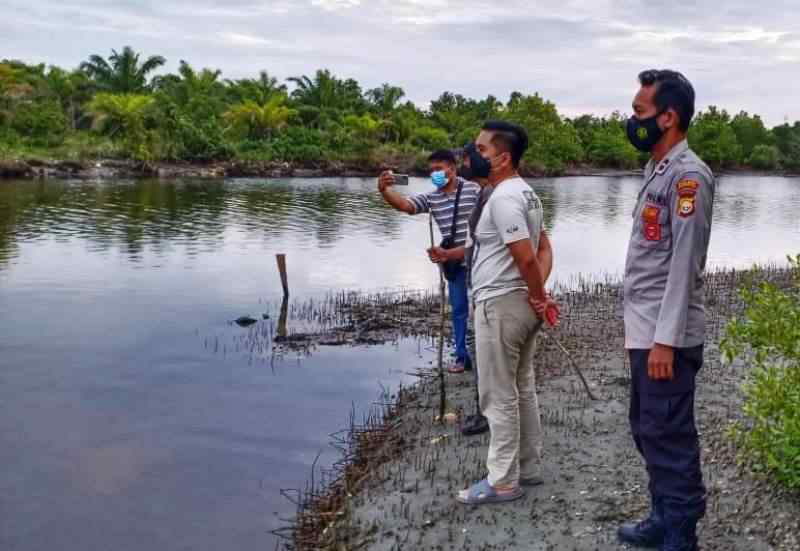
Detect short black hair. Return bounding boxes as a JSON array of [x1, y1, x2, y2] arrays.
[[481, 120, 529, 167], [428, 149, 456, 165], [638, 69, 695, 132]]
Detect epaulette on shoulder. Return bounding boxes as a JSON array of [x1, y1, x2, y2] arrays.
[[673, 148, 710, 178]]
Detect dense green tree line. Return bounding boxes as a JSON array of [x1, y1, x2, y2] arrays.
[[2, 47, 799, 172]]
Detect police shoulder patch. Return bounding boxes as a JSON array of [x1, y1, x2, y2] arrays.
[[678, 195, 696, 218], [676, 178, 699, 197]]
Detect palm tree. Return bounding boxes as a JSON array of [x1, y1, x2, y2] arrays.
[[153, 61, 224, 111], [87, 93, 154, 138], [366, 84, 405, 118], [366, 84, 405, 142], [342, 113, 381, 154], [287, 69, 364, 128], [176, 61, 222, 94], [80, 46, 166, 93], [287, 69, 335, 127], [256, 71, 287, 96], [227, 70, 287, 104], [223, 94, 297, 140], [87, 92, 158, 161]]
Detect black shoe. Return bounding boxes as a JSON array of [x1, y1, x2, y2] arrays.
[[463, 356, 473, 371], [461, 413, 489, 436], [618, 497, 664, 548], [660, 516, 699, 551]]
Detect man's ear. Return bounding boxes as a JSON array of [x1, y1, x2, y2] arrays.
[[662, 108, 678, 131]]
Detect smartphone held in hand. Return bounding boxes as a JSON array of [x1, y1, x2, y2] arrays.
[[391, 173, 409, 186]]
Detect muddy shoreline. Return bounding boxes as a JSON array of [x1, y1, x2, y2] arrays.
[[0, 158, 639, 180], [1, 158, 797, 181], [276, 267, 799, 551]]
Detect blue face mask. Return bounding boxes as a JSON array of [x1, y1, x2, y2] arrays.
[[431, 170, 448, 189]]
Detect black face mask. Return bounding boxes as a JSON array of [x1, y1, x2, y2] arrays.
[[462, 143, 492, 179], [457, 165, 474, 180], [626, 112, 665, 152]]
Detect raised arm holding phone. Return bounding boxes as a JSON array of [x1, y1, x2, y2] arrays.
[[376, 150, 480, 373], [377, 171, 413, 213]]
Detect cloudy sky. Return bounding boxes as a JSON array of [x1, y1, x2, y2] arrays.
[[3, 0, 799, 125]]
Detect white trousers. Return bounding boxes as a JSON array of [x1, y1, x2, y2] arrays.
[[475, 290, 543, 487]]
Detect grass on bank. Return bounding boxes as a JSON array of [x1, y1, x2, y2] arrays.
[[0, 131, 121, 162]]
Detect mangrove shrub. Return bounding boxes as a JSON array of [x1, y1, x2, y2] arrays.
[[722, 255, 800, 490]]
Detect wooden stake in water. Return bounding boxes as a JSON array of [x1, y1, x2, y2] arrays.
[[276, 253, 289, 298], [277, 296, 289, 339], [430, 215, 447, 422], [276, 254, 289, 338]]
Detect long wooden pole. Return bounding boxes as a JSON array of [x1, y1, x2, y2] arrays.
[[430, 215, 447, 422], [541, 331, 599, 401]]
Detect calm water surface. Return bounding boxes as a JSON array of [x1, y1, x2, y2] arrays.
[[0, 175, 797, 550]]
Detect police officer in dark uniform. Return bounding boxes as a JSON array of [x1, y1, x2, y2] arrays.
[[618, 70, 714, 551]]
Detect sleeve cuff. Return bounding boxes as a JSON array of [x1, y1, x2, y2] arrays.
[[653, 330, 680, 348], [501, 231, 531, 245]]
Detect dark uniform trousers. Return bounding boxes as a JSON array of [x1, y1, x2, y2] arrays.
[[628, 345, 706, 520]]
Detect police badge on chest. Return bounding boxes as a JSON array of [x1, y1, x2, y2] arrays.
[[642, 205, 661, 241]]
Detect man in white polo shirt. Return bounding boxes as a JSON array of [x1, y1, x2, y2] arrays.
[[457, 120, 556, 505]]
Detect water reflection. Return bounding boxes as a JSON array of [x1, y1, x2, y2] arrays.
[[1, 175, 798, 288], [0, 178, 410, 268]]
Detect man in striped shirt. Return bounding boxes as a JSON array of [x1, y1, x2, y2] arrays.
[[378, 150, 481, 372]]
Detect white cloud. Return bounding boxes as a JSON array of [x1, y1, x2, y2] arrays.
[[2, 0, 799, 126], [218, 32, 275, 47], [706, 28, 789, 44], [311, 0, 361, 11]]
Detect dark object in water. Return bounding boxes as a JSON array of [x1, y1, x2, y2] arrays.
[[262, 313, 270, 320], [318, 337, 349, 346], [354, 335, 386, 346], [234, 316, 258, 327], [274, 333, 313, 343]]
